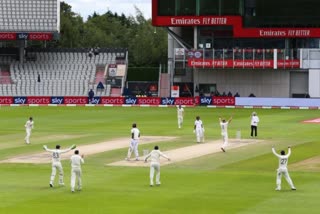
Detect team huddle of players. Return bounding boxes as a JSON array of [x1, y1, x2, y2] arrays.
[[23, 106, 295, 192]]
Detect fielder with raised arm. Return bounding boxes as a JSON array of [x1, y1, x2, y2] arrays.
[[126, 123, 140, 161], [272, 146, 296, 191], [194, 116, 205, 143], [219, 116, 232, 152], [70, 150, 84, 193], [24, 117, 34, 144], [144, 145, 170, 186], [43, 144, 76, 187], [177, 105, 184, 129]]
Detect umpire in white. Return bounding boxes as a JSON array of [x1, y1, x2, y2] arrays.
[[250, 112, 260, 137]]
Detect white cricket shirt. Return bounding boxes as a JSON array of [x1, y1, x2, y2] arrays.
[[194, 120, 203, 130], [251, 115, 260, 126], [44, 147, 73, 163], [272, 148, 291, 169], [177, 107, 184, 117], [25, 120, 34, 129], [131, 127, 140, 140], [220, 122, 229, 134], [71, 154, 84, 168], [145, 150, 169, 164]]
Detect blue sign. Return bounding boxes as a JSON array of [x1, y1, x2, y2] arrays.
[[91, 97, 101, 104], [14, 96, 27, 104], [161, 97, 175, 105], [200, 96, 213, 105], [51, 97, 64, 104], [124, 97, 138, 105], [17, 33, 28, 40]]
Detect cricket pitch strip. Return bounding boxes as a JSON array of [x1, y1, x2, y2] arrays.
[[107, 138, 263, 167], [290, 156, 320, 172], [0, 136, 176, 164]]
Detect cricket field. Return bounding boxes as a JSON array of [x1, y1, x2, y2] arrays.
[[0, 106, 319, 214]]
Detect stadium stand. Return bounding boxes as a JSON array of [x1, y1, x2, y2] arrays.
[[0, 48, 128, 96], [0, 0, 129, 97], [0, 0, 59, 32]]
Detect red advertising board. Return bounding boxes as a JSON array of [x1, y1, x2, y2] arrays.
[[137, 97, 161, 105], [194, 96, 200, 105], [213, 97, 235, 106], [187, 59, 300, 69], [100, 97, 124, 105], [175, 97, 195, 106], [28, 33, 53, 41], [0, 33, 16, 40], [64, 96, 88, 104], [277, 60, 300, 68], [0, 96, 13, 104], [27, 96, 51, 104]]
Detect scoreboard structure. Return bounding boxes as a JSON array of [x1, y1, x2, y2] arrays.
[[152, 0, 320, 98]]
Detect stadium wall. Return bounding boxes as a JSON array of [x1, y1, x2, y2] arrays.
[[194, 69, 292, 97]]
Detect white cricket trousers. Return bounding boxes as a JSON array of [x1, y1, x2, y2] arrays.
[[71, 167, 82, 191], [50, 162, 64, 185], [25, 128, 31, 144], [178, 116, 183, 128], [196, 128, 204, 143], [221, 132, 228, 149], [150, 162, 160, 186], [127, 139, 139, 159], [276, 168, 295, 189]]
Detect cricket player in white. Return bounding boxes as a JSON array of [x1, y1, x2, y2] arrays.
[[272, 146, 296, 191], [43, 144, 76, 187], [144, 145, 170, 186], [251, 112, 260, 137], [177, 105, 184, 128], [70, 150, 84, 192], [24, 117, 34, 144], [126, 123, 140, 161], [194, 116, 205, 143], [220, 116, 232, 152]]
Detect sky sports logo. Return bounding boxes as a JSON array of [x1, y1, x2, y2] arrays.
[[161, 98, 175, 105], [200, 97, 212, 105], [90, 97, 101, 104], [125, 97, 137, 105], [64, 97, 88, 104], [138, 98, 160, 105], [17, 33, 28, 40], [14, 97, 27, 104], [27, 97, 51, 104], [198, 96, 235, 106], [101, 97, 123, 104], [51, 97, 64, 104]]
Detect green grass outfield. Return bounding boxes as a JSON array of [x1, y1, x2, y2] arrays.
[[0, 106, 319, 214]]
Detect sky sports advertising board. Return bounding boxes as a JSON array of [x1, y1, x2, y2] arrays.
[[0, 96, 234, 106]]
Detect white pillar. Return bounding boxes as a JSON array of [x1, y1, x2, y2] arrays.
[[273, 49, 277, 69], [309, 69, 320, 97], [194, 26, 198, 49]]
